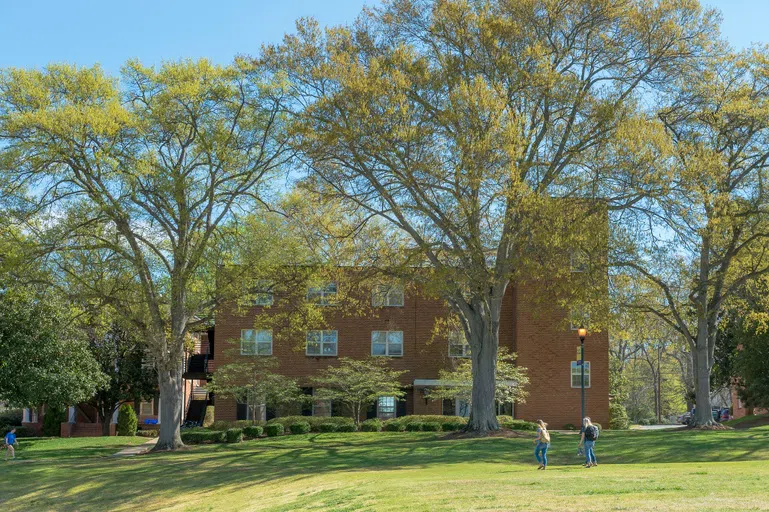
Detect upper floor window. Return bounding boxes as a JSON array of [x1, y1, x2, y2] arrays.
[[570, 361, 591, 388], [307, 282, 338, 306], [253, 280, 274, 306], [570, 249, 589, 273], [448, 330, 471, 358], [306, 330, 338, 356], [372, 284, 405, 307], [241, 329, 273, 356], [371, 331, 404, 357]]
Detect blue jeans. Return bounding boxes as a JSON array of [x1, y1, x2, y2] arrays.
[[584, 440, 596, 465], [535, 442, 549, 466]]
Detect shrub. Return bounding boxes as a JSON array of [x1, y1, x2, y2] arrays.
[[319, 423, 338, 433], [289, 422, 311, 435], [42, 406, 67, 437], [208, 420, 262, 431], [202, 406, 215, 428], [592, 422, 602, 430], [265, 423, 284, 437], [0, 410, 23, 429], [336, 423, 356, 432], [181, 430, 226, 444], [384, 420, 406, 432], [563, 423, 577, 431], [243, 425, 264, 439], [136, 430, 159, 438], [609, 402, 630, 430], [225, 428, 243, 443], [405, 422, 424, 432], [441, 421, 463, 431], [266, 416, 354, 432], [0, 426, 35, 438], [422, 422, 441, 432], [117, 404, 138, 436], [360, 419, 383, 432]]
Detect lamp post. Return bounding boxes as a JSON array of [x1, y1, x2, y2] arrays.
[[578, 326, 587, 423]]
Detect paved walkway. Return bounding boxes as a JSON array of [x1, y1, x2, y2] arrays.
[[631, 424, 686, 430], [113, 438, 157, 456]]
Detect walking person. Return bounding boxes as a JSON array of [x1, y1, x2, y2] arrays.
[[4, 428, 17, 461], [578, 417, 599, 467], [534, 419, 550, 470]]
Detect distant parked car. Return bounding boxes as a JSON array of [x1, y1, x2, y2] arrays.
[[680, 412, 693, 425]]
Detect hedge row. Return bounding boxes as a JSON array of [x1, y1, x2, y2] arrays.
[[265, 416, 354, 432], [0, 426, 36, 438]]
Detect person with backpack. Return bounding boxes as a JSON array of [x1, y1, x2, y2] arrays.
[[534, 419, 551, 470], [579, 417, 599, 467]]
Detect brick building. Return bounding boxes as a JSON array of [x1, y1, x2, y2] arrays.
[[212, 279, 609, 429]]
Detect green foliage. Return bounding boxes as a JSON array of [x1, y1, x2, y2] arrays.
[[360, 419, 383, 432], [0, 289, 107, 408], [405, 422, 424, 432], [563, 423, 577, 431], [135, 430, 159, 438], [264, 424, 283, 437], [116, 404, 137, 436], [428, 348, 529, 407], [0, 426, 35, 438], [313, 358, 407, 427], [243, 426, 263, 439], [733, 324, 769, 409], [202, 406, 215, 428], [289, 422, 311, 435], [497, 417, 538, 431], [383, 421, 406, 432], [609, 402, 631, 430], [422, 422, 441, 432], [180, 430, 226, 444], [266, 416, 353, 432], [208, 420, 262, 431], [0, 409, 22, 429], [42, 407, 66, 437], [225, 428, 243, 443], [335, 423, 356, 433], [441, 421, 463, 432], [319, 423, 338, 433]]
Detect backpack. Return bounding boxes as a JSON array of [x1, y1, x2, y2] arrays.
[[540, 429, 551, 443], [585, 425, 599, 441]]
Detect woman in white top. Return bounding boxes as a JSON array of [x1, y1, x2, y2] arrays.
[[534, 419, 550, 470]]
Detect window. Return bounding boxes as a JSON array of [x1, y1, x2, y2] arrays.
[[570, 249, 589, 273], [570, 361, 591, 388], [307, 282, 337, 306], [241, 329, 273, 356], [140, 400, 154, 416], [456, 399, 470, 417], [237, 398, 265, 421], [312, 389, 332, 417], [371, 331, 403, 357], [377, 396, 397, 419], [372, 284, 405, 307], [448, 330, 471, 358], [569, 307, 590, 331], [306, 330, 338, 356], [253, 280, 274, 306]]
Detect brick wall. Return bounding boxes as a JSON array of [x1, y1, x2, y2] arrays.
[[213, 282, 608, 426]]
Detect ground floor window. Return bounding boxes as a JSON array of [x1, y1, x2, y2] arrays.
[[496, 401, 513, 416], [570, 361, 591, 388], [140, 400, 154, 416], [377, 396, 397, 419], [237, 400, 266, 421]]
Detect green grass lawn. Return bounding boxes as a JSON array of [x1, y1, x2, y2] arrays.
[[2, 427, 769, 511], [7, 436, 148, 461]]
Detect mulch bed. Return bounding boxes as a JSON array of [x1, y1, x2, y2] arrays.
[[685, 423, 732, 431], [440, 428, 532, 440]]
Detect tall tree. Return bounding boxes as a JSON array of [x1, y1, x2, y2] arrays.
[[614, 48, 769, 425], [267, 0, 715, 431], [0, 60, 291, 448]]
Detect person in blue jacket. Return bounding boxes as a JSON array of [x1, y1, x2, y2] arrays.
[[4, 428, 17, 461]]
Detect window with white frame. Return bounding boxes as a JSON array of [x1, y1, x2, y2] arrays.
[[307, 282, 338, 306], [241, 329, 273, 356], [140, 400, 154, 416], [569, 306, 590, 331], [570, 249, 589, 273], [372, 284, 405, 307], [448, 330, 471, 358], [377, 396, 397, 419], [253, 280, 274, 306], [371, 331, 404, 357], [306, 330, 338, 356], [570, 361, 591, 388]]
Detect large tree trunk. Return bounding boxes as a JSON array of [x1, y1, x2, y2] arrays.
[[101, 409, 112, 436], [464, 297, 502, 434], [693, 318, 715, 426], [155, 367, 184, 450]]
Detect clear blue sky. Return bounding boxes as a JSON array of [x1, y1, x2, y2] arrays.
[[0, 0, 767, 74]]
